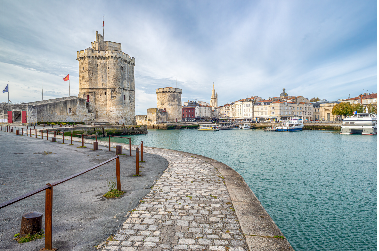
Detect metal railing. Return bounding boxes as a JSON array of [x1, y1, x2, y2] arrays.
[[0, 156, 120, 250]]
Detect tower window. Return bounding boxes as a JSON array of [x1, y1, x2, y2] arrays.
[[87, 95, 89, 102], [105, 92, 106, 95], [83, 67, 84, 70], [124, 95, 125, 100]]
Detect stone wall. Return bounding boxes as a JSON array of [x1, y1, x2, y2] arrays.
[[156, 87, 182, 122], [77, 31, 135, 125], [147, 108, 168, 125], [135, 115, 147, 125], [27, 97, 94, 123]]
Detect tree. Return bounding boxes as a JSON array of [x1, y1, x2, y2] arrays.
[[351, 103, 364, 113], [310, 97, 320, 102], [366, 104, 377, 114], [332, 102, 353, 117]]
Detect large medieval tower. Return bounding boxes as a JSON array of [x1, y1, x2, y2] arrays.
[[77, 31, 135, 124]]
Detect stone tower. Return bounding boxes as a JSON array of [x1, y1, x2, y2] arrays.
[[77, 31, 135, 124], [210, 82, 218, 108], [156, 87, 182, 122]]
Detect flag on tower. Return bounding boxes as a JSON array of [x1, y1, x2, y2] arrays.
[[3, 84, 8, 93], [63, 74, 69, 81]]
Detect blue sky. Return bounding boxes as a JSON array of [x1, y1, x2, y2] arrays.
[[0, 0, 376, 114]]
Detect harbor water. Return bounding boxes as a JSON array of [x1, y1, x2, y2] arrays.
[[106, 129, 377, 250]]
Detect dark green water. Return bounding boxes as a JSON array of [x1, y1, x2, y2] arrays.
[[106, 129, 377, 250]]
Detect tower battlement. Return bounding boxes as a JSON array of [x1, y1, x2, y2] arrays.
[[156, 87, 182, 94]]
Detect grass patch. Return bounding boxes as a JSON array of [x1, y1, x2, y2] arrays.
[[103, 189, 125, 198], [14, 230, 44, 243], [139, 160, 145, 163], [133, 174, 140, 177], [77, 146, 87, 148], [103, 180, 125, 198]]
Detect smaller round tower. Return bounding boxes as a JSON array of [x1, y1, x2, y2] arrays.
[[156, 87, 182, 122]]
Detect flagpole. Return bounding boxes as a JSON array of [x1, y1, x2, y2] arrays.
[[8, 82, 9, 104], [69, 79, 70, 96]]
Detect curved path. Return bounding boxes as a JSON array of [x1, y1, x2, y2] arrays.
[[99, 146, 293, 251]]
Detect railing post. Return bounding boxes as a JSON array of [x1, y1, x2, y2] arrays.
[[81, 134, 84, 147], [54, 131, 56, 138], [109, 136, 111, 151], [116, 156, 121, 191], [47, 130, 48, 141], [42, 130, 43, 139], [136, 147, 140, 176], [129, 138, 132, 156], [45, 184, 53, 250], [35, 129, 37, 138], [71, 132, 72, 145], [141, 141, 143, 162], [30, 128, 31, 137], [62, 132, 64, 144], [22, 128, 23, 136]]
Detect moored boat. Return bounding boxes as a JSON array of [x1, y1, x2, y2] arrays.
[[340, 113, 377, 135], [276, 117, 304, 132], [239, 123, 251, 130], [198, 124, 219, 131]]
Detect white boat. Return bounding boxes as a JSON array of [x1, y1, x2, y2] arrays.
[[198, 124, 219, 131], [276, 117, 304, 132], [239, 123, 251, 130], [340, 113, 377, 135]]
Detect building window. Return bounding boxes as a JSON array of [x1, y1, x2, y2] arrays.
[[86, 95, 89, 102], [69, 108, 72, 113], [124, 95, 125, 100], [105, 92, 106, 95]]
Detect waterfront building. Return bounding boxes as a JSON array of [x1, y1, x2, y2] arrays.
[[319, 102, 340, 121], [340, 93, 377, 105], [195, 105, 212, 119], [182, 106, 195, 121]]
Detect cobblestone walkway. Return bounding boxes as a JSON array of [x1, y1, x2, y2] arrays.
[[100, 148, 249, 251]]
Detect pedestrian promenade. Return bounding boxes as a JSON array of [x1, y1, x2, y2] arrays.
[[0, 125, 293, 251], [99, 147, 293, 251]]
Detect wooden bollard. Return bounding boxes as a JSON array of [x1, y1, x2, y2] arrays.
[[93, 141, 98, 151], [21, 128, 23, 135], [141, 141, 143, 162], [44, 184, 53, 250], [70, 132, 73, 145], [16, 130, 19, 135], [116, 156, 121, 191], [116, 145, 122, 155], [52, 137, 56, 142], [109, 136, 111, 151], [136, 147, 140, 175], [62, 132, 65, 144], [46, 130, 48, 140], [81, 134, 84, 147], [42, 130, 43, 139], [35, 129, 37, 138], [20, 212, 43, 237], [30, 128, 31, 137], [54, 131, 56, 137], [129, 138, 132, 156]]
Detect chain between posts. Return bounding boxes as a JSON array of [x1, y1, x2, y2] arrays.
[[0, 156, 120, 251]]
